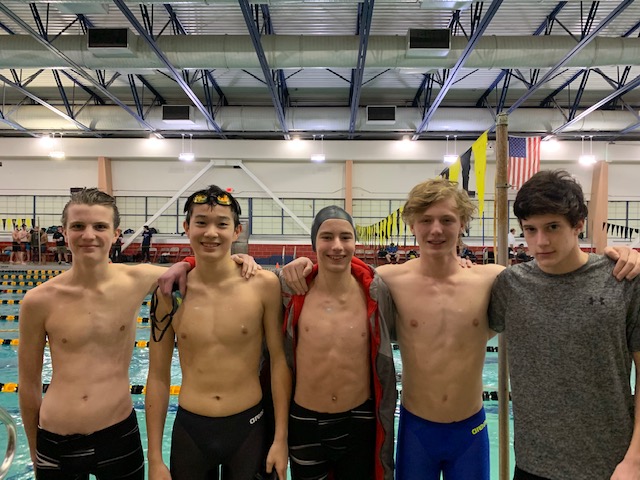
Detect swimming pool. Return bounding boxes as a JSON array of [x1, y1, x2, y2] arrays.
[[0, 272, 515, 479]]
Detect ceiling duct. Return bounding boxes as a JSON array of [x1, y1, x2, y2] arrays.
[[87, 28, 137, 57], [366, 106, 396, 125], [162, 105, 195, 125], [419, 1, 473, 9], [406, 29, 451, 57]]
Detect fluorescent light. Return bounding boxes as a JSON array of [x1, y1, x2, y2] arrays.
[[49, 150, 65, 159], [310, 153, 326, 162], [579, 154, 596, 166], [178, 152, 195, 162], [443, 154, 458, 164]]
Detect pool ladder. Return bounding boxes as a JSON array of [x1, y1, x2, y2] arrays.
[[0, 407, 16, 479]]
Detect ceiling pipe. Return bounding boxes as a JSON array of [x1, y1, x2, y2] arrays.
[[1, 35, 639, 69], [1, 105, 637, 135]]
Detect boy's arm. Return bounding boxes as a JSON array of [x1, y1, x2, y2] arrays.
[[604, 246, 640, 281], [281, 257, 314, 295], [611, 351, 640, 479], [156, 254, 261, 296], [145, 290, 176, 480], [261, 272, 292, 480], [18, 291, 47, 464]]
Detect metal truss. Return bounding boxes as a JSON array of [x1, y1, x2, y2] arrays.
[[238, 0, 289, 139], [348, 0, 374, 138], [413, 0, 504, 140]]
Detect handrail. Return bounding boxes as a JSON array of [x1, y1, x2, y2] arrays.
[[0, 406, 17, 479]]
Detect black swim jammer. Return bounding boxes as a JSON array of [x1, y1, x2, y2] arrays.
[[35, 409, 144, 480], [288, 398, 376, 480], [170, 402, 268, 480]]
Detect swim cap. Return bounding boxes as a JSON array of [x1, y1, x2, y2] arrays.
[[311, 206, 356, 251]]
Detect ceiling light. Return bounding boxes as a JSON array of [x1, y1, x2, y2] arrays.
[[179, 134, 195, 162], [311, 134, 325, 162], [48, 133, 65, 159], [443, 134, 458, 163], [579, 135, 596, 166]]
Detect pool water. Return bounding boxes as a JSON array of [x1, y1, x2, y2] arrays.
[[0, 279, 515, 479]]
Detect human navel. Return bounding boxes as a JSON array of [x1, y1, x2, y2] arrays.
[[214, 395, 221, 401], [241, 325, 248, 334], [442, 394, 448, 402], [82, 394, 89, 401], [61, 338, 67, 344], [332, 395, 337, 402], [119, 325, 125, 331]]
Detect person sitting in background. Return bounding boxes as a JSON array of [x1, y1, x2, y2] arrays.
[[515, 243, 532, 263], [385, 242, 399, 264]]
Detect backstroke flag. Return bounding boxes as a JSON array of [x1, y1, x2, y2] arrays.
[[508, 136, 541, 190]]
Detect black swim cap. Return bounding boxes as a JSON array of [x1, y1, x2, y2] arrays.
[[311, 206, 356, 252]]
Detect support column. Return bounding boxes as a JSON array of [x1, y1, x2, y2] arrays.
[[97, 156, 113, 195], [587, 161, 608, 253], [345, 160, 353, 215]]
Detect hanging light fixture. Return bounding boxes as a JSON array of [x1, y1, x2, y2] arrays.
[[443, 134, 458, 164], [48, 133, 65, 159], [310, 134, 326, 162], [178, 134, 195, 162], [579, 135, 596, 166]]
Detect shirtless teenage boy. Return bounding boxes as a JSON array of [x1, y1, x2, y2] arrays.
[[281, 206, 396, 480], [145, 185, 291, 480], [18, 188, 258, 480]]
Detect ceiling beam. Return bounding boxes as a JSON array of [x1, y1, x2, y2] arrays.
[[413, 0, 505, 140], [348, 0, 374, 138], [238, 0, 289, 139], [113, 0, 225, 137]]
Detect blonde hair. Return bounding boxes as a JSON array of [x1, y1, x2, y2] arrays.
[[402, 178, 475, 227]]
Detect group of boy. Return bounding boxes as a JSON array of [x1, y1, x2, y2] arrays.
[[18, 172, 640, 480]]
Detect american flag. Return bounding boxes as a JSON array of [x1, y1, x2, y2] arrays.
[[508, 136, 541, 190]]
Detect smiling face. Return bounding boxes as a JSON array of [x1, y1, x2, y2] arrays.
[[521, 213, 584, 274], [314, 219, 356, 273], [410, 197, 465, 258], [184, 203, 241, 259], [63, 204, 119, 262]]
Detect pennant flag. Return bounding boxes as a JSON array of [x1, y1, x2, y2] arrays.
[[448, 157, 461, 183], [460, 148, 472, 192], [508, 136, 541, 190], [473, 131, 488, 216]]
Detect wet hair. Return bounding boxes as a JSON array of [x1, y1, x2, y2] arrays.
[[184, 185, 242, 227], [402, 178, 475, 227], [310, 205, 356, 252], [61, 188, 120, 229], [514, 170, 588, 227]]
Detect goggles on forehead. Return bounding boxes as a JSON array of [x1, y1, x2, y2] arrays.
[[190, 192, 233, 206]]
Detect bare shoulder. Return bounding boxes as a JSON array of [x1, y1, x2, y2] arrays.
[[119, 262, 166, 281], [469, 263, 505, 282], [254, 268, 279, 288], [376, 260, 413, 280]]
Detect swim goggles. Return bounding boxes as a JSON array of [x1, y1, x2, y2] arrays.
[[150, 284, 182, 343], [190, 191, 233, 206]]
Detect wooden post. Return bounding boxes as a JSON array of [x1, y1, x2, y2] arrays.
[[586, 161, 609, 253], [97, 156, 113, 195], [495, 112, 510, 480]]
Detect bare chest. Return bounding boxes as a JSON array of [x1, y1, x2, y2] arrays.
[[173, 290, 264, 347]]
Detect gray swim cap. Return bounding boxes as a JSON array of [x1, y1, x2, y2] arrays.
[[311, 206, 356, 252]]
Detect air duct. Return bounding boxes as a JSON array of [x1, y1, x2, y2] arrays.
[[1, 105, 636, 135], [0, 35, 639, 69]]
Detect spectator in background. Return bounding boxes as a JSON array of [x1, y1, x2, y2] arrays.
[[141, 225, 153, 263], [10, 225, 22, 264], [53, 226, 69, 264], [19, 224, 29, 264], [39, 228, 48, 265], [385, 242, 399, 264], [112, 231, 124, 263]]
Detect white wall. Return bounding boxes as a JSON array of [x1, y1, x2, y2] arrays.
[[0, 137, 639, 199]]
